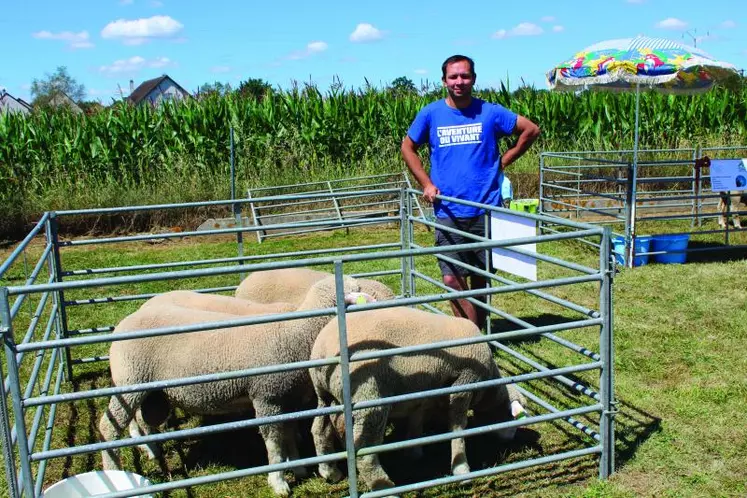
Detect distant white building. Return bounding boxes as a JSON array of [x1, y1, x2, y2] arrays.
[[0, 90, 32, 115], [127, 75, 191, 106]]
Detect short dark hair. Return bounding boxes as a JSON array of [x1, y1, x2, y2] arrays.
[[441, 55, 475, 78]]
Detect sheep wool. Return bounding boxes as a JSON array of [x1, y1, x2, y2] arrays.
[[99, 275, 372, 497], [309, 306, 527, 494], [235, 267, 395, 306]]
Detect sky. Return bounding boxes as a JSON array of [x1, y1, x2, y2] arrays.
[[2, 0, 746, 103]]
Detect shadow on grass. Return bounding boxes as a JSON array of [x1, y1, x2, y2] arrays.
[[683, 240, 747, 264], [497, 341, 662, 474], [489, 313, 585, 346]]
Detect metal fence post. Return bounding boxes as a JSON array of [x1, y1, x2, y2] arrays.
[[333, 261, 359, 498], [399, 188, 409, 298], [0, 321, 20, 498], [230, 127, 246, 281], [598, 229, 616, 478], [623, 162, 636, 268], [48, 212, 73, 381], [1, 288, 34, 496], [538, 153, 545, 234], [406, 190, 416, 299]]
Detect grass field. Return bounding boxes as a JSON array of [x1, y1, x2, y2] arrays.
[[0, 220, 745, 498]]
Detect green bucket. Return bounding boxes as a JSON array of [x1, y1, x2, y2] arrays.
[[509, 199, 539, 214]]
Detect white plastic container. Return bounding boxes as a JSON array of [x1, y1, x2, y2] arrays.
[[41, 470, 153, 498]]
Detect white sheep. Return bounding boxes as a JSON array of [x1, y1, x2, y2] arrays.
[[128, 290, 295, 459], [309, 306, 526, 495], [99, 275, 374, 497], [235, 268, 395, 306], [141, 289, 295, 315]]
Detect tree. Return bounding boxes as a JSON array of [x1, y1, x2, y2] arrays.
[[30, 66, 86, 107], [197, 81, 233, 98], [236, 78, 273, 101], [388, 76, 417, 97]]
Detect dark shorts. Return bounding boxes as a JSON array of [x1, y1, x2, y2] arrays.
[[434, 216, 492, 277]]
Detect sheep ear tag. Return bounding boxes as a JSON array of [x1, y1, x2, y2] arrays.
[[344, 292, 376, 305]]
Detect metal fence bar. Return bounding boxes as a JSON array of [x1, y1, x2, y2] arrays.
[[0, 213, 50, 280], [63, 242, 400, 277], [334, 261, 359, 498], [1, 288, 34, 496]]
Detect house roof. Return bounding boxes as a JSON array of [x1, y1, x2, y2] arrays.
[[127, 75, 191, 104], [0, 90, 32, 113], [48, 91, 83, 113]]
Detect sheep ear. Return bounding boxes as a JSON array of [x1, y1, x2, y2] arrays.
[[344, 292, 376, 305]]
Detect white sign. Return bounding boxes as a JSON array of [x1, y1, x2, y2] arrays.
[[710, 159, 747, 192], [490, 211, 537, 281]]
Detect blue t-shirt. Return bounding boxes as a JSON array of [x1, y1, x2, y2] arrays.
[[407, 98, 517, 218]]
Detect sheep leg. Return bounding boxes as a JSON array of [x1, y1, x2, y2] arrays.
[[404, 407, 425, 460], [283, 421, 308, 478], [448, 392, 472, 477], [99, 392, 144, 470], [311, 405, 343, 482], [354, 406, 395, 492], [128, 408, 160, 460], [253, 399, 291, 497]]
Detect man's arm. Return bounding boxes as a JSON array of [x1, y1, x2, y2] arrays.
[[501, 115, 540, 169], [401, 135, 440, 202]]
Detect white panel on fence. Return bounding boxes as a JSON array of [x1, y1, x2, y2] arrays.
[[709, 159, 747, 192], [490, 211, 537, 281]]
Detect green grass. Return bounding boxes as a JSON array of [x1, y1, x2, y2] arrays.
[[0, 223, 746, 498]]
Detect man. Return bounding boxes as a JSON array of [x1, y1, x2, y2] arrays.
[[401, 54, 540, 330]]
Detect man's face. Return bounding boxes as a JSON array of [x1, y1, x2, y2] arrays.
[[442, 60, 475, 98]]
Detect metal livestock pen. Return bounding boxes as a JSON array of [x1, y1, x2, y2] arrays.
[[540, 146, 747, 267], [0, 188, 614, 497]]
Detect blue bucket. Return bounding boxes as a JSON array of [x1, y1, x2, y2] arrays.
[[612, 236, 651, 267], [651, 234, 689, 264]]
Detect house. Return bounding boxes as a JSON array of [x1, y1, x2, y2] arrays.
[[46, 91, 83, 114], [127, 75, 191, 106], [0, 90, 32, 115]]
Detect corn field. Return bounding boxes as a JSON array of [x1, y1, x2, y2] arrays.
[[1, 82, 746, 237]]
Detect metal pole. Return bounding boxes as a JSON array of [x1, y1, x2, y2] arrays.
[[333, 261, 359, 498], [627, 84, 641, 268], [0, 338, 20, 498], [399, 188, 410, 298], [406, 190, 416, 298], [48, 212, 73, 380], [1, 288, 34, 496], [623, 162, 635, 268], [598, 229, 616, 478], [484, 211, 492, 337], [538, 154, 544, 234], [230, 127, 246, 281]]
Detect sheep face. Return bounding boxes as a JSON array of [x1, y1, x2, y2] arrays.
[[471, 384, 526, 441]]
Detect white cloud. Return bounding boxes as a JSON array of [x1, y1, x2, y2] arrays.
[[656, 17, 687, 30], [32, 30, 94, 49], [98, 55, 175, 75], [210, 65, 231, 73], [349, 23, 384, 43], [540, 16, 556, 22], [552, 25, 565, 33], [720, 20, 737, 29], [626, 0, 645, 3], [492, 22, 543, 39], [101, 15, 183, 45], [119, 0, 134, 5], [287, 41, 328, 60], [414, 69, 428, 75]]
